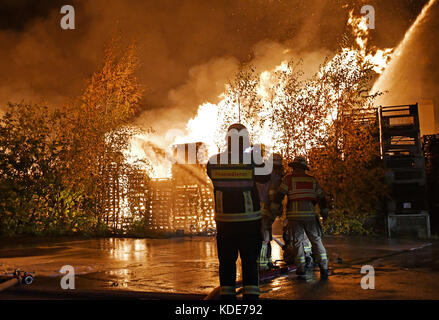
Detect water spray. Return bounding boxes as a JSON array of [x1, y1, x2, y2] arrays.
[[372, 0, 439, 95]]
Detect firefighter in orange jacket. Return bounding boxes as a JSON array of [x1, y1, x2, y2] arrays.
[[274, 156, 329, 279], [207, 123, 270, 299]]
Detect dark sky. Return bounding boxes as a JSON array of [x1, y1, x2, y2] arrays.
[[0, 1, 427, 42], [0, 0, 65, 30], [0, 0, 431, 127]]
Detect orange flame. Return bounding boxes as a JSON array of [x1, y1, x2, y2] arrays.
[[130, 9, 395, 178]]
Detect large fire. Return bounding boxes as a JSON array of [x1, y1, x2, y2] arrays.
[[129, 9, 394, 179], [347, 10, 393, 74]]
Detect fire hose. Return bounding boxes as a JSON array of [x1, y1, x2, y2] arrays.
[[204, 235, 296, 300], [0, 270, 34, 293]]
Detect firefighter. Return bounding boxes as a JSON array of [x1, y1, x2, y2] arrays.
[[274, 156, 329, 279], [207, 123, 269, 300], [257, 153, 284, 270]]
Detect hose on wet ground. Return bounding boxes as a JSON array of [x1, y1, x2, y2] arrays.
[[0, 270, 34, 293]]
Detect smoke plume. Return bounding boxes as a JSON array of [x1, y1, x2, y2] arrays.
[[0, 0, 431, 131]]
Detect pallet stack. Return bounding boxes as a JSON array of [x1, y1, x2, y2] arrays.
[[147, 142, 216, 235], [380, 104, 430, 238], [147, 178, 174, 231], [171, 143, 215, 235]]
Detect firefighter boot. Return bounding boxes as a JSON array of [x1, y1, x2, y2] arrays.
[[320, 269, 329, 280], [296, 268, 307, 279]]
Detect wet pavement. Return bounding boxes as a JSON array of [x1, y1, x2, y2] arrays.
[[1, 233, 439, 299], [263, 237, 439, 299]]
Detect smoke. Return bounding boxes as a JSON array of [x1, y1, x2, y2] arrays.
[[0, 1, 347, 111], [374, 0, 439, 106], [0, 0, 430, 129]]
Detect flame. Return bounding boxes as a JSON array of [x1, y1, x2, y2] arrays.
[[129, 8, 395, 178], [347, 10, 393, 74], [173, 102, 220, 156]]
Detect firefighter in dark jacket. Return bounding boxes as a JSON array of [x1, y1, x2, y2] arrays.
[[207, 123, 270, 300]]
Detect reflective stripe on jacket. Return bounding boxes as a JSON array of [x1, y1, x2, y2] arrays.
[[209, 165, 254, 189], [280, 173, 324, 220], [214, 190, 261, 222], [207, 153, 268, 222]]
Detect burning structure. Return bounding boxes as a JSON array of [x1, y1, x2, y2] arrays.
[[91, 142, 215, 236], [146, 143, 215, 235], [2, 1, 439, 238], [102, 0, 439, 238]]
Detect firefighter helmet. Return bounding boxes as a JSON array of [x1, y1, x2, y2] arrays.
[[288, 156, 310, 170], [227, 123, 247, 132]]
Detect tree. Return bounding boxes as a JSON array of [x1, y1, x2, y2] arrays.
[[305, 51, 388, 235], [214, 65, 263, 149], [267, 60, 330, 163], [56, 40, 144, 225], [218, 50, 389, 234], [0, 40, 147, 236], [0, 103, 93, 235]]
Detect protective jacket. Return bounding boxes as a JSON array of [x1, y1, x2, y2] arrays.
[[278, 172, 325, 220], [207, 152, 269, 223]]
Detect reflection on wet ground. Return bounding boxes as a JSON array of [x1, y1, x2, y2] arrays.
[[262, 237, 439, 299], [0, 237, 219, 294], [1, 235, 439, 299]]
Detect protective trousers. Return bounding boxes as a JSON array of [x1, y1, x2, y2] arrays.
[[216, 220, 262, 300], [288, 219, 328, 272], [259, 214, 275, 270]]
